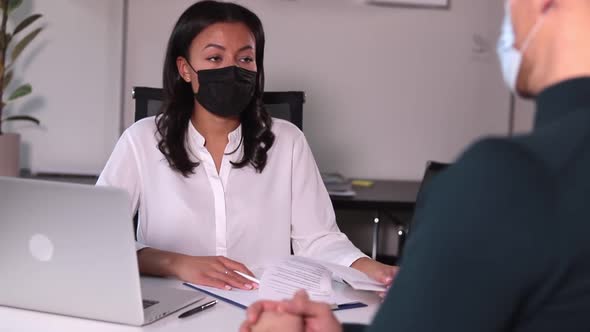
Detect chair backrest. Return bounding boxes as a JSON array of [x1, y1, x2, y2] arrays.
[[399, 161, 450, 256], [132, 87, 305, 130], [130, 87, 305, 238], [410, 161, 450, 229]]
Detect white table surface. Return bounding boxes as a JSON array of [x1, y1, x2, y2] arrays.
[[0, 277, 381, 332]]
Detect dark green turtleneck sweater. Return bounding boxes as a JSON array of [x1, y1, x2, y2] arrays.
[[346, 77, 590, 332]]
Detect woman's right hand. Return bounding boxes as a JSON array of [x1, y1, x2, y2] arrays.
[[173, 255, 258, 291]]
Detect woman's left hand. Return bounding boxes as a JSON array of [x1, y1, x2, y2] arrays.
[[350, 257, 398, 298]]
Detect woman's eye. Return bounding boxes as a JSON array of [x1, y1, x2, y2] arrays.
[[207, 56, 222, 62], [240, 57, 254, 63]]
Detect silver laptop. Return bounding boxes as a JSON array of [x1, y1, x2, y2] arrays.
[[0, 176, 204, 325]]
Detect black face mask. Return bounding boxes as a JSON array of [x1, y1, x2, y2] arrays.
[[193, 66, 257, 118]]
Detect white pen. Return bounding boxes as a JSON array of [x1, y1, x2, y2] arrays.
[[233, 270, 261, 284]]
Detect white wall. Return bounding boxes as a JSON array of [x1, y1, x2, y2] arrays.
[[6, 0, 510, 179], [513, 98, 535, 134], [124, 0, 510, 181], [5, 0, 123, 174]]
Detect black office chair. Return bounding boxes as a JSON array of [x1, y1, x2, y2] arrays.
[[398, 161, 450, 257], [130, 87, 305, 237], [132, 87, 305, 130]]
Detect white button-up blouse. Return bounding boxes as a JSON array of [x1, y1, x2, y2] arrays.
[[97, 117, 366, 269]]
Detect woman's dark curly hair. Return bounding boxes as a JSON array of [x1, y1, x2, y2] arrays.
[[156, 0, 275, 177]]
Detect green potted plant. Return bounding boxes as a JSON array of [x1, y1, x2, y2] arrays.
[[0, 0, 42, 176]]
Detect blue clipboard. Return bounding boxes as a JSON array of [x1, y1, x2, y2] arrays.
[[184, 282, 248, 309], [183, 283, 368, 311]]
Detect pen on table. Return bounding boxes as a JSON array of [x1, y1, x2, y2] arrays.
[[330, 302, 368, 311], [233, 270, 261, 284], [178, 299, 217, 319]]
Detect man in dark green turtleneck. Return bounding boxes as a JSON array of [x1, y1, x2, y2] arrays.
[[240, 0, 590, 331]]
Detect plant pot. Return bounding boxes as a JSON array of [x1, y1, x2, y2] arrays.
[[0, 133, 21, 177]]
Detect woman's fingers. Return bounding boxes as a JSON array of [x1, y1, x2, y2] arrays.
[[216, 256, 258, 289], [376, 269, 394, 284], [218, 256, 256, 277], [198, 275, 231, 290], [209, 270, 255, 290]]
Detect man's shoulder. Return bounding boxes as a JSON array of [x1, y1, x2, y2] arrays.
[[407, 136, 556, 267], [431, 137, 554, 224], [455, 137, 549, 183]]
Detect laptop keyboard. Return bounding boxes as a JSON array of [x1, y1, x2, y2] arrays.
[[142, 299, 159, 309]]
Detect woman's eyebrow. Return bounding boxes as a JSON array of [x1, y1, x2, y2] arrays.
[[202, 43, 225, 51], [238, 45, 254, 52], [202, 44, 254, 52]]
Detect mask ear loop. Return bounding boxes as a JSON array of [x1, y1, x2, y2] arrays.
[[183, 57, 199, 74], [180, 57, 199, 85]]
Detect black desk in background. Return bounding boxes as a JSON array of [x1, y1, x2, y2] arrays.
[[21, 171, 98, 185], [21, 172, 421, 261], [331, 180, 421, 261]]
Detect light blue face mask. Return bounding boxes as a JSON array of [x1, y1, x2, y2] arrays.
[[497, 2, 548, 94]]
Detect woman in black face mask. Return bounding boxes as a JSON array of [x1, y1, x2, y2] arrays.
[[98, 0, 396, 293], [161, 3, 269, 175]]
